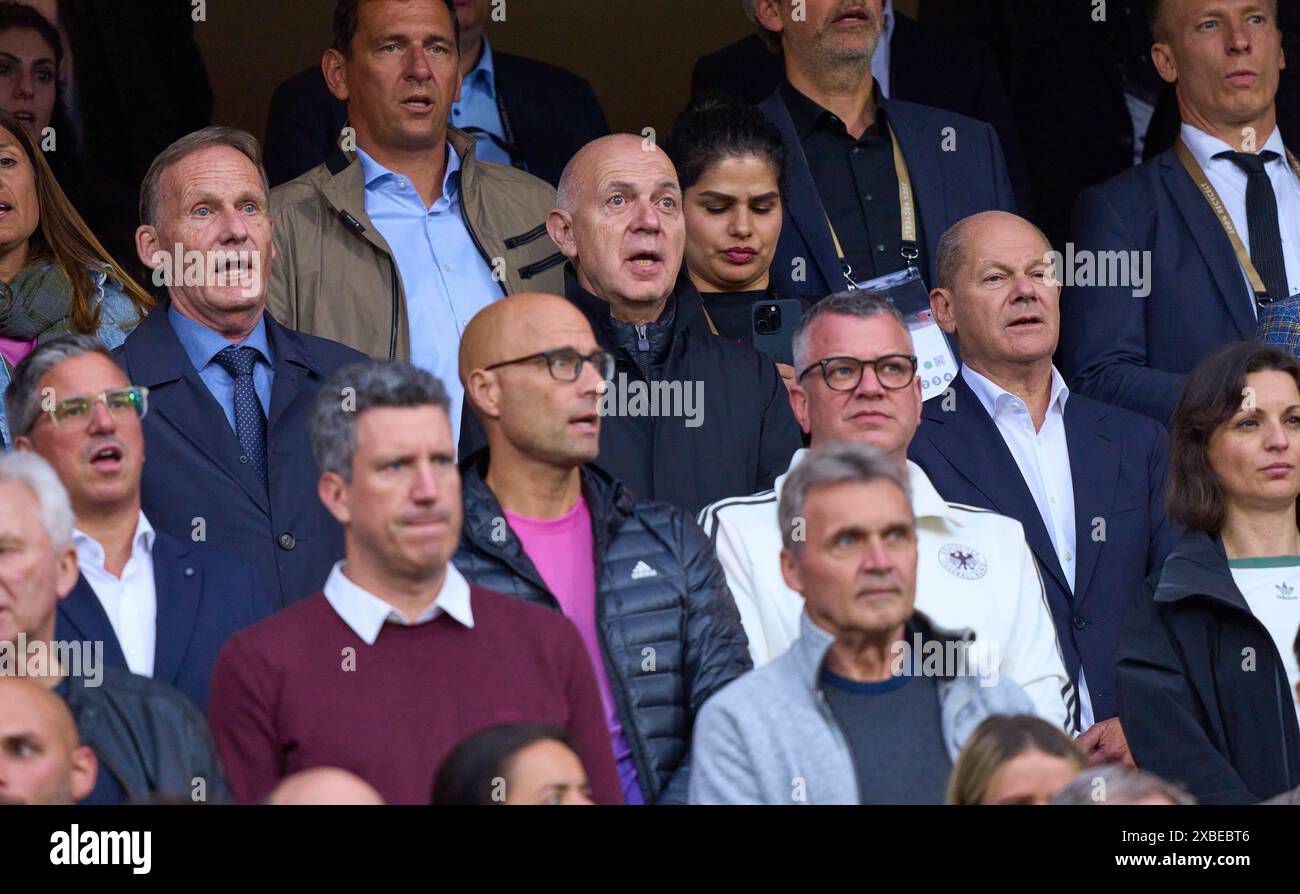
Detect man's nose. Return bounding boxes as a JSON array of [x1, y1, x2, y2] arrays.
[[1225, 19, 1252, 53], [405, 45, 434, 81], [86, 400, 116, 434], [859, 536, 895, 573], [410, 460, 441, 501], [216, 206, 252, 243]]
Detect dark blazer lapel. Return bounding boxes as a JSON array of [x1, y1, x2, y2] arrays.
[[149, 532, 201, 688], [758, 90, 845, 290], [1065, 397, 1120, 609], [883, 97, 947, 286], [265, 315, 320, 434], [920, 376, 1072, 597], [1157, 149, 1257, 338], [57, 575, 126, 668]]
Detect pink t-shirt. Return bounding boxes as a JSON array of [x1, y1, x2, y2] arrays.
[[505, 495, 644, 804], [0, 334, 36, 368]]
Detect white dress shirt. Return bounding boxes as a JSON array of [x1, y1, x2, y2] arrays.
[[323, 560, 474, 646], [73, 512, 157, 677], [962, 365, 1099, 728], [1180, 122, 1300, 309]]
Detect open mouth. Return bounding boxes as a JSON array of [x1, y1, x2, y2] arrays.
[[569, 412, 600, 432], [1007, 315, 1043, 330], [625, 251, 662, 272], [12, 111, 33, 124], [832, 6, 871, 24], [89, 444, 123, 469], [401, 95, 436, 112]]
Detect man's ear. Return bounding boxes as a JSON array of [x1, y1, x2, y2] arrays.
[[317, 471, 352, 526], [136, 225, 163, 273], [54, 546, 78, 601], [547, 208, 578, 260], [464, 369, 503, 425], [788, 381, 812, 436], [322, 48, 349, 102], [754, 0, 786, 36], [1150, 41, 1177, 85], [779, 546, 805, 595], [68, 745, 98, 804], [929, 287, 957, 335]]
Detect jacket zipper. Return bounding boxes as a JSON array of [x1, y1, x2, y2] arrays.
[[457, 186, 509, 298], [386, 257, 399, 361]]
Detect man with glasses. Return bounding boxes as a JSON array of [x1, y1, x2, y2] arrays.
[[454, 293, 752, 805], [698, 290, 1071, 728], [912, 210, 1179, 763], [5, 335, 271, 712]]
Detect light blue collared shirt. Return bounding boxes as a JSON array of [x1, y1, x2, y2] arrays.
[[450, 38, 511, 167], [323, 560, 474, 646], [169, 306, 275, 432], [357, 144, 503, 443], [872, 0, 895, 99]]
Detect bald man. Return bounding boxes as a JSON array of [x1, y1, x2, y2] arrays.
[[0, 677, 97, 805], [907, 211, 1178, 764], [455, 293, 751, 805], [266, 767, 385, 805], [546, 134, 801, 516]]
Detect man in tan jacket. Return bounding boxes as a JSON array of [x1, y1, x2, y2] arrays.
[[268, 0, 562, 444]]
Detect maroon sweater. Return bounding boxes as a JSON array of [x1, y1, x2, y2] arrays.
[[207, 586, 622, 805]]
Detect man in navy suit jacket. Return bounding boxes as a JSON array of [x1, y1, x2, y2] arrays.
[[5, 334, 271, 713], [118, 126, 366, 609], [1059, 0, 1297, 426], [909, 211, 1179, 764], [748, 0, 1017, 305]]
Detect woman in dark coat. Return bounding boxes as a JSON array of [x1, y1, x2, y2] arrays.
[[1117, 341, 1300, 804]]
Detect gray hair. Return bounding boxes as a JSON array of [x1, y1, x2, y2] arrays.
[[742, 0, 782, 53], [3, 334, 114, 439], [935, 213, 1054, 291], [1049, 765, 1196, 806], [791, 290, 910, 373], [310, 361, 452, 481], [0, 451, 75, 550], [139, 126, 271, 227], [778, 442, 910, 553]]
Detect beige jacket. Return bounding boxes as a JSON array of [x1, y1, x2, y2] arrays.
[[267, 127, 564, 361]]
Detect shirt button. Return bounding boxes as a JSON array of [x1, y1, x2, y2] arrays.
[[1063, 550, 1073, 562], [852, 146, 862, 155], [864, 193, 874, 202], [239, 455, 248, 464], [876, 243, 886, 252], [278, 531, 296, 551]]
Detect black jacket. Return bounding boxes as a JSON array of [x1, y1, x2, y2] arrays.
[[563, 266, 803, 515], [1116, 531, 1300, 804], [62, 667, 230, 805], [453, 454, 752, 804], [263, 49, 608, 188]]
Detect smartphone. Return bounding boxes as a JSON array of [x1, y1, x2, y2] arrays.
[[751, 299, 804, 366]]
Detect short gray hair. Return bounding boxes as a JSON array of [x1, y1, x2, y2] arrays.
[[778, 442, 910, 553], [742, 0, 782, 53], [140, 126, 271, 227], [791, 290, 910, 373], [935, 213, 1053, 290], [3, 334, 114, 439], [0, 451, 75, 550], [310, 361, 452, 481], [1049, 765, 1196, 806]]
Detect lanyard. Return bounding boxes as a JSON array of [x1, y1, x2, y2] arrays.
[[1174, 137, 1300, 302], [815, 123, 918, 289]]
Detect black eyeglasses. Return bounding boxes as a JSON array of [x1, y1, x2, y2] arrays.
[[797, 355, 918, 392], [484, 348, 615, 382]]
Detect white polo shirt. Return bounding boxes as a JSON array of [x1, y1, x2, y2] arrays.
[[698, 451, 1073, 731]]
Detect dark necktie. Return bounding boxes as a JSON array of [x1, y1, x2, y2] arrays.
[[1216, 150, 1289, 299], [213, 345, 268, 489]]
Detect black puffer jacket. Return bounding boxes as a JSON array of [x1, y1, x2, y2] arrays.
[[454, 452, 752, 804], [1117, 530, 1300, 804]]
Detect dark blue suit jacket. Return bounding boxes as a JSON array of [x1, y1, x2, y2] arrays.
[[113, 304, 366, 608], [908, 373, 1179, 722], [55, 530, 270, 713], [758, 87, 1017, 302], [1059, 147, 1259, 426]]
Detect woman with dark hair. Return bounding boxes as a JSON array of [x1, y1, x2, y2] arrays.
[[431, 723, 594, 806], [946, 714, 1086, 805], [1117, 340, 1300, 804], [663, 97, 796, 377], [0, 107, 153, 444]]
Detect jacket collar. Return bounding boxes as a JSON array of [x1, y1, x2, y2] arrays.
[[775, 449, 964, 527], [1153, 528, 1252, 614], [562, 263, 709, 347]]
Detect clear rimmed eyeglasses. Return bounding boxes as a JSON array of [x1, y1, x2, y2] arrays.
[[42, 386, 150, 430], [797, 355, 918, 392], [484, 348, 615, 382]]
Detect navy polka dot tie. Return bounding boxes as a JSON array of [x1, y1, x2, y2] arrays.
[[214, 345, 268, 490]]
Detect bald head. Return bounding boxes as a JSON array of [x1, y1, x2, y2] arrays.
[[936, 211, 1053, 291], [461, 293, 608, 472], [0, 676, 96, 805], [548, 134, 685, 324], [267, 767, 386, 805]]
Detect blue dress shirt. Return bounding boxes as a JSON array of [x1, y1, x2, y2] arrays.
[[450, 38, 511, 168], [168, 306, 275, 432], [357, 144, 503, 443]]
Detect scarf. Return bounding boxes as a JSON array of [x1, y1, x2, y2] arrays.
[[0, 260, 76, 340]]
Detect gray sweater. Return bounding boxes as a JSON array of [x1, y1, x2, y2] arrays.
[[689, 611, 1035, 805]]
